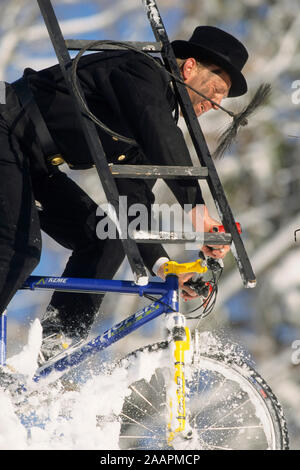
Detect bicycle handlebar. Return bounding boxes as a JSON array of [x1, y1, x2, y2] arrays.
[[163, 259, 208, 277], [209, 222, 242, 234]]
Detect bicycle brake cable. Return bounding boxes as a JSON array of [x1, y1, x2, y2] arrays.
[[143, 293, 177, 313], [184, 263, 223, 320], [143, 260, 223, 321], [70, 39, 233, 147]]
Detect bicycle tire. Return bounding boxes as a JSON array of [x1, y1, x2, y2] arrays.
[[117, 341, 289, 450]]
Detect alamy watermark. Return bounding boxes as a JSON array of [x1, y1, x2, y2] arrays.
[[291, 340, 300, 365], [95, 196, 205, 250], [291, 80, 300, 105]]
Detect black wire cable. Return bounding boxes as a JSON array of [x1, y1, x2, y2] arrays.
[[185, 265, 223, 320], [143, 293, 177, 313], [70, 39, 237, 146], [142, 262, 223, 321], [71, 41, 138, 145], [70, 39, 271, 159]]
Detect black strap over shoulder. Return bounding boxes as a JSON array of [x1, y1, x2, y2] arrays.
[[11, 77, 63, 166]]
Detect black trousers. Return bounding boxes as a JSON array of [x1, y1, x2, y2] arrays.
[[0, 84, 166, 338], [35, 171, 127, 337], [0, 113, 42, 314], [0, 110, 125, 337]]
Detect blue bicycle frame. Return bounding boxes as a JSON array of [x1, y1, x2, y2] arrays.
[[0, 274, 179, 383]]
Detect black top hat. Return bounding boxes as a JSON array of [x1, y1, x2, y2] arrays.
[[171, 26, 248, 97]]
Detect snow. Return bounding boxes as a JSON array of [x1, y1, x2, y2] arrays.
[[0, 320, 170, 450], [0, 392, 28, 449], [8, 319, 42, 379], [0, 323, 289, 450]]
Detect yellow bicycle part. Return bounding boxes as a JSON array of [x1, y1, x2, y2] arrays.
[[163, 259, 207, 277], [167, 326, 191, 445]]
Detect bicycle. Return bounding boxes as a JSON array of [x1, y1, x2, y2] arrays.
[[0, 250, 289, 450]]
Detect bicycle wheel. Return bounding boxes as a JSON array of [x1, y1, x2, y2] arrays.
[[117, 341, 289, 450]]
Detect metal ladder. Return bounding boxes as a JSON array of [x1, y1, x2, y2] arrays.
[[36, 0, 256, 289]]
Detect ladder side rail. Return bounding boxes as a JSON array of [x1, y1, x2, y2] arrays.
[[37, 0, 148, 285], [142, 0, 256, 288]]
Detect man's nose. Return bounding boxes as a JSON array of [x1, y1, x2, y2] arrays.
[[212, 94, 224, 110]]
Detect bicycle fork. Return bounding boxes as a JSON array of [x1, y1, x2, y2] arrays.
[[166, 313, 192, 445]]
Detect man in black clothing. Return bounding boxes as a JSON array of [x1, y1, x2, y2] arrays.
[[0, 26, 249, 362]]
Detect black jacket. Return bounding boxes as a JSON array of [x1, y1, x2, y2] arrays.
[[24, 50, 204, 208], [17, 51, 205, 272]]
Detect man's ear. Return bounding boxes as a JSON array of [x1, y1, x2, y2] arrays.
[[181, 57, 197, 80]]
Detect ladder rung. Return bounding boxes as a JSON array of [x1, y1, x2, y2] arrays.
[[109, 164, 208, 179], [132, 230, 232, 245], [66, 40, 162, 52]]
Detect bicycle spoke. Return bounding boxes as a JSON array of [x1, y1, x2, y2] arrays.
[[119, 435, 161, 439], [192, 370, 228, 424], [119, 412, 156, 434], [153, 369, 165, 393], [197, 397, 253, 435], [129, 384, 160, 413], [194, 424, 264, 431], [118, 350, 288, 450], [123, 396, 158, 423], [204, 444, 233, 450]]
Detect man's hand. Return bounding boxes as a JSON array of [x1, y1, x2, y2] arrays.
[[202, 244, 230, 259], [178, 272, 199, 301], [157, 265, 198, 301], [189, 204, 231, 260]]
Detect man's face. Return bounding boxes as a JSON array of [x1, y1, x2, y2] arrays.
[[181, 58, 232, 117]]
